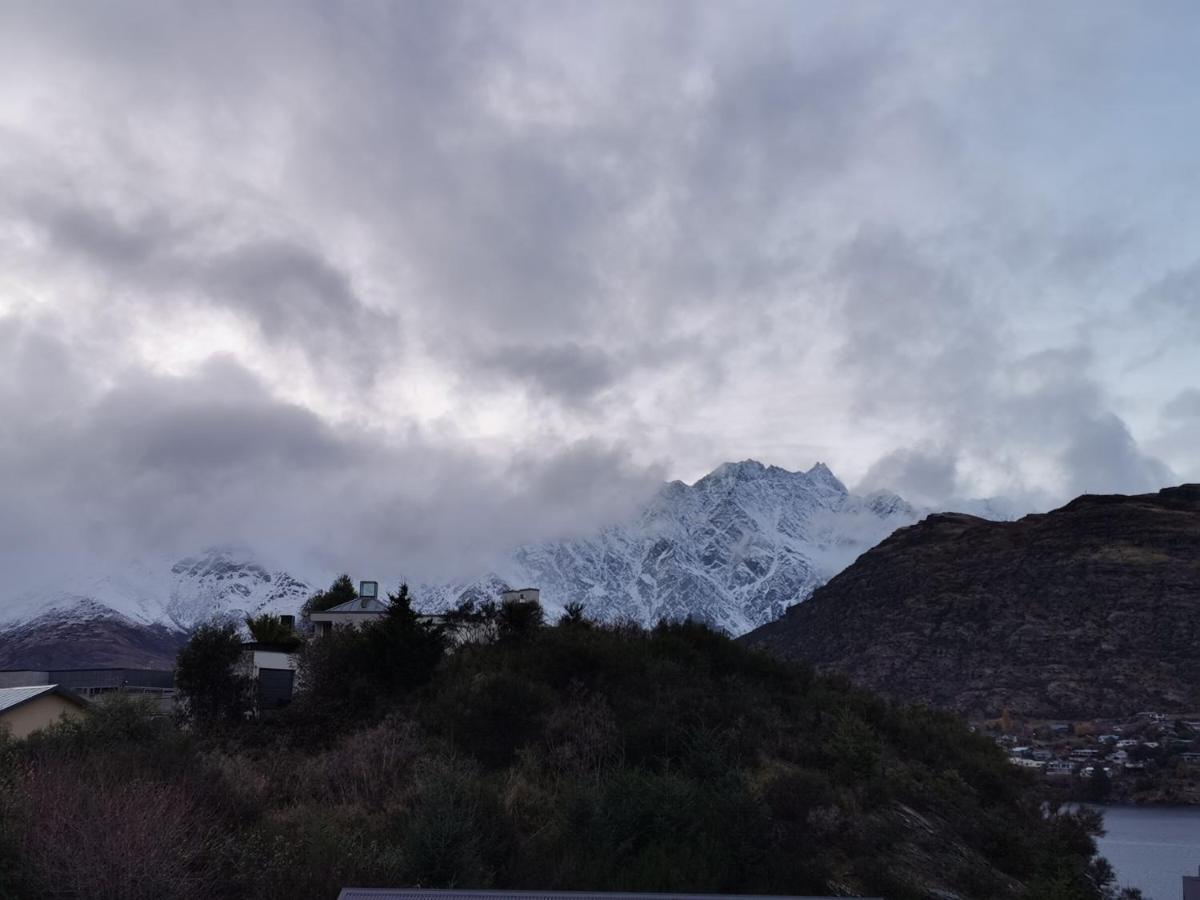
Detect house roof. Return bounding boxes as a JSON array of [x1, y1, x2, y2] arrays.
[[0, 684, 88, 716], [337, 892, 875, 900], [319, 596, 390, 614]]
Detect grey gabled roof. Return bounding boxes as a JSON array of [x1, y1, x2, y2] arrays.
[[319, 596, 390, 614], [0, 684, 88, 715], [338, 892, 876, 900]]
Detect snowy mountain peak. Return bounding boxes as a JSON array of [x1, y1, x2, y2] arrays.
[[420, 460, 924, 634], [1, 460, 942, 659], [805, 461, 847, 494]]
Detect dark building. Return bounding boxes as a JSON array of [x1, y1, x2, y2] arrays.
[[0, 668, 174, 699]]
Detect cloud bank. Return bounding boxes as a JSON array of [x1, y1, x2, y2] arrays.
[[0, 1, 1196, 584]]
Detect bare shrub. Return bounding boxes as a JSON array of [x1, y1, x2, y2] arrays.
[[542, 687, 621, 779], [15, 758, 229, 900], [294, 716, 423, 810]]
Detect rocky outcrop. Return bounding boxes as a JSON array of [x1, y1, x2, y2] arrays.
[[744, 485, 1200, 719]]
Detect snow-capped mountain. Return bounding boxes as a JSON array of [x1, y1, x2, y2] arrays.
[[0, 546, 312, 632], [0, 460, 929, 666], [418, 460, 921, 633]]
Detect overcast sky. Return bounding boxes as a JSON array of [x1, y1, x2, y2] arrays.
[[1, 1, 1198, 583]]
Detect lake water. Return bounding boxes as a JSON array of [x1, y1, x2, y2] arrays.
[[1089, 805, 1200, 899]]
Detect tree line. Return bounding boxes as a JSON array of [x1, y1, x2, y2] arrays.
[[0, 577, 1141, 900]]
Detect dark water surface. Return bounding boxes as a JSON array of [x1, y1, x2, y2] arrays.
[[1089, 804, 1200, 899]]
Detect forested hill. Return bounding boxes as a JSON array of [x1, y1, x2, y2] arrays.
[[745, 484, 1200, 719], [2, 610, 1131, 900]]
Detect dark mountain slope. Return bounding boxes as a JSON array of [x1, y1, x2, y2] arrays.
[[744, 484, 1200, 718], [0, 605, 186, 670]]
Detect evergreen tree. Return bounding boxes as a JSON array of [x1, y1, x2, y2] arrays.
[[559, 601, 590, 628], [174, 624, 251, 727], [299, 574, 358, 627], [298, 583, 446, 719], [245, 613, 301, 649]]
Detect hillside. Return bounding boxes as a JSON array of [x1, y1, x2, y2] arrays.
[[744, 484, 1200, 719], [0, 616, 1130, 900]]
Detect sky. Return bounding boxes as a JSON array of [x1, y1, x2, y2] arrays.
[[1, 1, 1198, 584]]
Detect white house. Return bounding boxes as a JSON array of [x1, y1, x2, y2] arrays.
[[309, 581, 389, 636], [501, 587, 540, 605]]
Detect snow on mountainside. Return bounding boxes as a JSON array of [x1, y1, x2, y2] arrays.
[[0, 460, 936, 665], [0, 546, 312, 632], [417, 460, 922, 634]]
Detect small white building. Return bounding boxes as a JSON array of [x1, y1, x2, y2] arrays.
[[501, 587, 541, 605], [239, 644, 299, 712], [310, 596, 390, 635], [310, 581, 388, 636]]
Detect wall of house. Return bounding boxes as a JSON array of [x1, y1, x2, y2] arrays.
[[0, 694, 85, 739], [308, 613, 385, 633], [252, 650, 297, 672]]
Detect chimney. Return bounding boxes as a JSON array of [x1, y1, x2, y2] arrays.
[[359, 580, 379, 608]]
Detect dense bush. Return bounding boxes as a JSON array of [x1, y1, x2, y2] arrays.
[[0, 617, 1138, 899]]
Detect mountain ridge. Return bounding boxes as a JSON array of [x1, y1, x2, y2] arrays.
[[0, 459, 929, 667], [743, 483, 1200, 718]]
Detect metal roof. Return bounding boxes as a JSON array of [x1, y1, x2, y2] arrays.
[[0, 684, 88, 715], [338, 891, 874, 900], [317, 596, 390, 614]]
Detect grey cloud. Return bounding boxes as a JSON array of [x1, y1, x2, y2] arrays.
[[1139, 260, 1200, 323], [857, 447, 960, 508], [1148, 389, 1200, 483], [195, 240, 394, 375], [10, 191, 395, 382], [833, 228, 998, 419], [1060, 412, 1174, 498], [0, 0, 1196, 592], [831, 234, 1176, 505], [0, 334, 662, 590], [478, 342, 619, 404], [1164, 389, 1200, 420]]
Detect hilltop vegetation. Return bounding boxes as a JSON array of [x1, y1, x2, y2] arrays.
[[746, 485, 1200, 719], [1, 595, 1137, 900]]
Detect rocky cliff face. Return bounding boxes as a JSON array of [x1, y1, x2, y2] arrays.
[[744, 484, 1200, 719], [418, 459, 922, 633]]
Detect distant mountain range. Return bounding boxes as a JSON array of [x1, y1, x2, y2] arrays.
[[744, 484, 1200, 719], [1, 459, 972, 668]]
